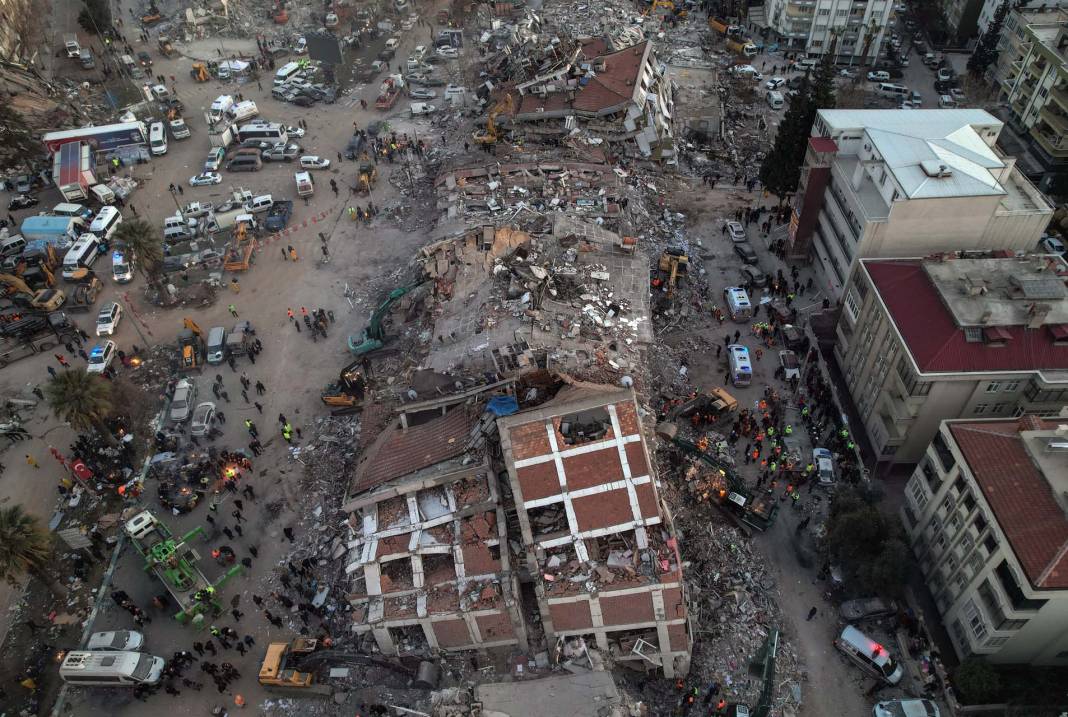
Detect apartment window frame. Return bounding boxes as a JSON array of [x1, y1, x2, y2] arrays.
[[986, 381, 1002, 393]]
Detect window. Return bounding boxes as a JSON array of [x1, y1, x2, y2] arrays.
[[932, 431, 956, 471], [1003, 381, 1020, 392], [983, 533, 997, 554], [974, 404, 989, 415], [995, 560, 1048, 612], [965, 327, 984, 343], [986, 636, 1010, 648], [909, 478, 929, 509], [845, 289, 861, 323], [992, 403, 1008, 415], [818, 8, 830, 14], [965, 599, 988, 642], [949, 515, 962, 535], [942, 495, 955, 514], [986, 381, 1002, 393]]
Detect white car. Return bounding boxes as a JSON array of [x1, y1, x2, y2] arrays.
[[204, 148, 226, 171], [95, 301, 123, 336], [1039, 235, 1067, 256], [873, 699, 940, 717], [299, 155, 331, 170], [726, 221, 746, 243], [764, 77, 785, 90], [436, 46, 459, 59], [87, 630, 145, 652], [190, 401, 217, 437], [409, 87, 437, 100], [190, 172, 222, 187], [86, 340, 117, 374], [294, 37, 307, 54], [813, 447, 836, 487], [284, 125, 306, 138]]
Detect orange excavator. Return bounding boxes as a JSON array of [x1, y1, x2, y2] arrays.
[[272, 2, 288, 24]]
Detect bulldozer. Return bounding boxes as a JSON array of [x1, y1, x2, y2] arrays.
[[190, 62, 209, 82], [655, 248, 689, 298], [472, 94, 514, 145], [177, 318, 204, 373], [356, 154, 377, 195], [259, 638, 332, 695], [320, 360, 366, 412]]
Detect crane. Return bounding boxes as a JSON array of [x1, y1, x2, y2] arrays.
[[473, 94, 514, 145]]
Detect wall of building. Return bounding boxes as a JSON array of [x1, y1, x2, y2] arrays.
[[866, 195, 1011, 255], [0, 0, 34, 62]]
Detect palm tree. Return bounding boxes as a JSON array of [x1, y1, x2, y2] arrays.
[[45, 370, 117, 446], [0, 505, 67, 598], [112, 218, 166, 299]]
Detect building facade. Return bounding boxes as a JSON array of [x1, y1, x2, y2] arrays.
[[833, 255, 1068, 463], [497, 388, 692, 678], [994, 6, 1068, 193], [755, 0, 892, 61], [787, 109, 1052, 300], [901, 416, 1068, 664]]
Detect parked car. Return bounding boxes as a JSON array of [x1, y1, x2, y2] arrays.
[[813, 447, 836, 487], [1040, 235, 1067, 256], [7, 194, 38, 210], [264, 200, 293, 231], [169, 379, 197, 423], [290, 94, 316, 107], [86, 340, 117, 374], [726, 221, 746, 242], [95, 301, 123, 336], [937, 67, 953, 82], [734, 242, 758, 264], [764, 76, 785, 90], [740, 265, 767, 288], [284, 125, 306, 138], [204, 147, 226, 171], [262, 143, 302, 162], [409, 87, 437, 99], [867, 70, 890, 82], [840, 597, 899, 622], [239, 138, 275, 151], [436, 46, 459, 59], [872, 699, 940, 717], [190, 402, 217, 437], [87, 630, 145, 652], [189, 172, 222, 186]]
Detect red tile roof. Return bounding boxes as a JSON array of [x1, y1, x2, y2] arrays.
[[949, 419, 1068, 590], [516, 41, 646, 116], [809, 137, 839, 154], [865, 260, 1068, 373], [352, 407, 477, 494]]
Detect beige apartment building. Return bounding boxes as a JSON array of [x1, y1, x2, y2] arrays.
[[787, 110, 1052, 300], [833, 254, 1068, 463], [901, 416, 1068, 664], [994, 5, 1068, 193]]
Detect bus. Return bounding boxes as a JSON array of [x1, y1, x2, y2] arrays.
[[60, 651, 166, 686], [61, 234, 102, 280], [237, 122, 287, 144], [727, 344, 753, 387]]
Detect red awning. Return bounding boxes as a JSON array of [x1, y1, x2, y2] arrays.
[[984, 326, 1013, 343]]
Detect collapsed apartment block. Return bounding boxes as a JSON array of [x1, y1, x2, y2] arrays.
[[497, 387, 692, 678], [504, 39, 676, 163], [343, 390, 528, 656]]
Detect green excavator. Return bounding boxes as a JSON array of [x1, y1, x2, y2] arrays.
[[347, 285, 417, 356]]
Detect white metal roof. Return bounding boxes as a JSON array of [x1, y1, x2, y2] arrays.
[[818, 109, 1008, 200]]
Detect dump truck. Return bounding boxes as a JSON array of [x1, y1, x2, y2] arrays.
[[259, 638, 333, 695], [0, 311, 77, 367], [124, 510, 240, 623], [375, 78, 401, 110]]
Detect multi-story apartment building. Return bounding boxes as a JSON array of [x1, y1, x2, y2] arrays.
[[994, 5, 1068, 193], [833, 254, 1068, 464], [901, 415, 1068, 664], [787, 110, 1052, 300], [754, 0, 892, 61], [980, 0, 1068, 36]]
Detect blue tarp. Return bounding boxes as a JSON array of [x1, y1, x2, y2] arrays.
[[486, 396, 519, 416]]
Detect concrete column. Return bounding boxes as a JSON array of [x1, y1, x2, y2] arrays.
[[372, 626, 396, 656]]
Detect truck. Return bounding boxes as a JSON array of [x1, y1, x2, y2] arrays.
[[42, 121, 148, 155], [226, 101, 259, 123], [63, 34, 81, 58], [90, 184, 116, 205], [727, 38, 758, 57], [375, 77, 401, 109], [52, 141, 95, 202], [295, 171, 313, 197], [0, 312, 77, 367], [208, 124, 236, 149], [20, 215, 84, 247], [169, 118, 191, 139], [124, 510, 241, 624]]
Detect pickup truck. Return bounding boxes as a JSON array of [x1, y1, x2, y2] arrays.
[[264, 200, 293, 232]]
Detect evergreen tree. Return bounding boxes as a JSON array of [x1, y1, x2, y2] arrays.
[[78, 0, 112, 35], [968, 0, 1009, 77], [810, 52, 838, 114], [759, 74, 812, 203]]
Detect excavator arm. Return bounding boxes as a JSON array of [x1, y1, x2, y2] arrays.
[[346, 285, 416, 355]]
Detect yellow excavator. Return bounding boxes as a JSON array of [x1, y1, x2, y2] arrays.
[[656, 249, 689, 298], [0, 273, 65, 311], [259, 638, 331, 695], [190, 62, 209, 82], [178, 318, 204, 373], [473, 94, 514, 145], [320, 360, 366, 411], [223, 219, 255, 272], [356, 154, 377, 194]]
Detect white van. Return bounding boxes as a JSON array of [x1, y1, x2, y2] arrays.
[[796, 58, 818, 71], [227, 100, 259, 123], [385, 37, 400, 51], [0, 235, 26, 258], [727, 344, 753, 387], [53, 203, 93, 220], [61, 234, 102, 280], [274, 61, 301, 86], [834, 625, 904, 685], [938, 94, 957, 108], [410, 102, 436, 116], [149, 121, 168, 156], [208, 94, 234, 123], [89, 206, 123, 240], [243, 194, 274, 214], [60, 651, 165, 686], [878, 82, 909, 97], [766, 91, 784, 109], [295, 171, 314, 197], [206, 326, 227, 364], [724, 287, 753, 322]]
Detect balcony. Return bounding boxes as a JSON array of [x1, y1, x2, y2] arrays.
[[1039, 105, 1068, 135], [826, 182, 864, 239], [1051, 85, 1068, 112], [1032, 125, 1068, 158], [880, 411, 908, 441], [884, 391, 916, 422]]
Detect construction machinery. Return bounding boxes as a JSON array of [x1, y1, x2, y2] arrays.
[[320, 360, 366, 411], [0, 312, 77, 368], [272, 2, 289, 23], [177, 318, 205, 373], [158, 35, 175, 58], [664, 386, 738, 425], [473, 94, 514, 145], [125, 511, 241, 624], [347, 285, 415, 355], [66, 276, 102, 313], [141, 5, 162, 24], [222, 216, 256, 272], [375, 77, 401, 110], [656, 422, 778, 532], [655, 248, 689, 298], [356, 154, 377, 194], [0, 273, 65, 311], [190, 62, 209, 82], [259, 639, 332, 695]]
